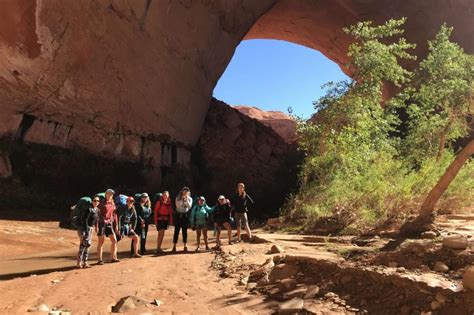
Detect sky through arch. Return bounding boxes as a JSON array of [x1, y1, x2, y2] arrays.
[[213, 39, 350, 119]]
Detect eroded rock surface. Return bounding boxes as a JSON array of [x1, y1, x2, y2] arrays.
[[193, 98, 300, 218], [234, 106, 296, 143]]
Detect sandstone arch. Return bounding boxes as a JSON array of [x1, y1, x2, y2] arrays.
[[0, 0, 472, 206]]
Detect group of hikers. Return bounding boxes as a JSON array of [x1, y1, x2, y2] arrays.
[[72, 183, 254, 269]]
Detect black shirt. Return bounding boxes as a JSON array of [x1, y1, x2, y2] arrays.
[[232, 194, 254, 213]]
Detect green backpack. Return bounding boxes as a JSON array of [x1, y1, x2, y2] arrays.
[[71, 197, 92, 228]]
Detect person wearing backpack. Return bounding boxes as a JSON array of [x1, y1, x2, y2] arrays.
[[153, 191, 173, 254], [190, 196, 213, 251], [232, 183, 254, 242], [213, 195, 233, 248], [97, 188, 119, 264], [135, 192, 152, 255], [75, 195, 99, 268], [118, 196, 142, 258], [173, 187, 192, 253]]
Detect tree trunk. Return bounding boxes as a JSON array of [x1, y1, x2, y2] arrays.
[[419, 138, 474, 218]]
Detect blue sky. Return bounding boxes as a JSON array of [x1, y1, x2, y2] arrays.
[[213, 39, 349, 119]]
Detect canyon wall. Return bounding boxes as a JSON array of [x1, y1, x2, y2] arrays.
[[0, 0, 472, 211]]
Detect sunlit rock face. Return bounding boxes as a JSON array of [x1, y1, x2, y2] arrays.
[[0, 0, 472, 209], [193, 98, 300, 218]]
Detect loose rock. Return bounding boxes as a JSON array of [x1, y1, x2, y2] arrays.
[[112, 296, 149, 313], [462, 265, 474, 290], [269, 264, 299, 283], [434, 262, 449, 273], [277, 297, 304, 314], [270, 244, 285, 254], [27, 304, 49, 312], [435, 292, 447, 304], [278, 279, 297, 292], [421, 231, 437, 239], [304, 285, 320, 299], [442, 235, 468, 250]]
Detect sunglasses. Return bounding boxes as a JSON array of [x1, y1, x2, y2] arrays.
[[93, 199, 100, 202], [218, 198, 225, 201]]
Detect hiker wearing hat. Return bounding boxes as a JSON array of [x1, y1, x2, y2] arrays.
[[134, 192, 152, 255], [153, 191, 173, 254], [213, 195, 233, 248], [118, 196, 142, 258], [173, 187, 193, 252], [97, 188, 119, 264], [190, 196, 213, 251]]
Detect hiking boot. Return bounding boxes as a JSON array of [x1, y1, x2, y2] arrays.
[[205, 245, 210, 251], [83, 263, 92, 268], [171, 246, 177, 253], [111, 258, 120, 263], [195, 247, 201, 252], [97, 260, 104, 265], [76, 262, 83, 269], [133, 254, 142, 258], [183, 246, 188, 253]]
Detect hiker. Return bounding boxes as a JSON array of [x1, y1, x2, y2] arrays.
[[97, 188, 119, 264], [173, 187, 192, 252], [135, 192, 152, 255], [75, 195, 99, 268], [153, 191, 173, 254], [190, 196, 213, 251], [232, 183, 254, 242], [118, 196, 141, 258], [213, 195, 233, 248]]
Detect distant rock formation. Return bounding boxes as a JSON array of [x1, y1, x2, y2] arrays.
[[234, 106, 297, 143], [193, 98, 300, 218]]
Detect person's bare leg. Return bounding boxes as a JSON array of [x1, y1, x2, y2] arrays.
[[97, 236, 105, 262], [132, 235, 140, 256], [109, 234, 117, 260], [203, 229, 209, 249], [245, 223, 252, 240], [216, 227, 221, 247], [224, 222, 232, 244], [157, 230, 165, 251], [236, 222, 241, 242], [196, 229, 201, 250]]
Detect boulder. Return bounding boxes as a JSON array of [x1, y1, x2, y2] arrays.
[[278, 279, 297, 292], [463, 266, 474, 290], [270, 245, 285, 254], [304, 285, 320, 299], [112, 296, 149, 313], [27, 304, 49, 312], [277, 297, 304, 314], [434, 262, 449, 273], [269, 264, 299, 283], [442, 236, 469, 250], [421, 231, 437, 239]]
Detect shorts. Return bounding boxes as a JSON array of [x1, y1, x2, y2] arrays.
[[195, 224, 207, 230], [121, 225, 137, 237], [156, 220, 169, 231], [234, 212, 248, 227], [215, 219, 231, 227], [97, 222, 115, 237]]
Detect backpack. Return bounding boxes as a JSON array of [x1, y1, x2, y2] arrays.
[[115, 194, 128, 208], [71, 196, 92, 228]]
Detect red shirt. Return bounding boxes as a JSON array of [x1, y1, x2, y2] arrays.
[[98, 200, 117, 225], [154, 197, 173, 225]]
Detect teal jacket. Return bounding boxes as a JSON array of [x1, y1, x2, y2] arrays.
[[190, 200, 214, 226]]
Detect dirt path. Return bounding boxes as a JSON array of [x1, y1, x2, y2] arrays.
[[0, 214, 472, 314]]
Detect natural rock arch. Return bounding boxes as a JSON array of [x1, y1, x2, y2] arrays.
[[0, 0, 472, 204]]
